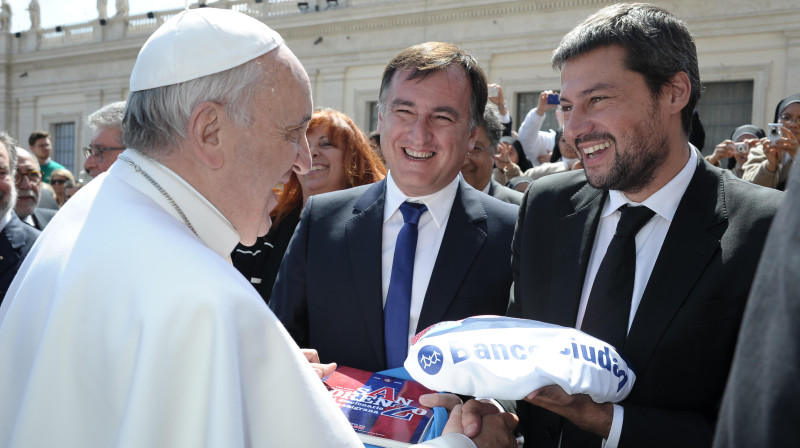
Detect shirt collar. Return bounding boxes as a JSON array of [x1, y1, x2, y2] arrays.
[[383, 171, 460, 228], [604, 146, 697, 222], [114, 149, 240, 259]]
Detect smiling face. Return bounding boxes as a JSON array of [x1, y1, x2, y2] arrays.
[[461, 125, 494, 191], [298, 126, 348, 199], [377, 66, 477, 197], [559, 45, 682, 200]]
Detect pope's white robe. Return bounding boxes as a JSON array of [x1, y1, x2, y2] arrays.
[[0, 150, 472, 448]]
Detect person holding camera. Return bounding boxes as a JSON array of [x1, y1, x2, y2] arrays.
[[742, 93, 800, 190], [705, 124, 765, 178], [517, 89, 561, 166]]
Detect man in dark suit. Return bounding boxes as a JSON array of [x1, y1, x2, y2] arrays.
[[462, 106, 523, 205], [457, 4, 783, 447], [0, 137, 40, 304], [712, 154, 797, 447], [15, 148, 56, 230], [271, 42, 518, 374]]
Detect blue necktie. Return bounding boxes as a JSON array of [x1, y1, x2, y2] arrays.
[[384, 202, 428, 369]]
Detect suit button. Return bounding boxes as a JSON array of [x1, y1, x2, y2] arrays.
[[545, 424, 558, 438]]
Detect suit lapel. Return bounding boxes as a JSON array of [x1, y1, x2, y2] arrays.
[[548, 184, 606, 327], [625, 160, 725, 370], [417, 180, 487, 331], [0, 218, 25, 277], [345, 180, 387, 364]]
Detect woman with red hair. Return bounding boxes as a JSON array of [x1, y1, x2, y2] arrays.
[[232, 108, 387, 303]]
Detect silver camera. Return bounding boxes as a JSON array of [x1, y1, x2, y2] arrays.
[[734, 142, 748, 154], [768, 123, 783, 143]]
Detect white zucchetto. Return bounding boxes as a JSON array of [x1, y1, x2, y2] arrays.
[[130, 8, 284, 92]]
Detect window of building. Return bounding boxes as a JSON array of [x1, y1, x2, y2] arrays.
[[367, 100, 379, 133], [693, 80, 754, 155], [52, 122, 76, 172]]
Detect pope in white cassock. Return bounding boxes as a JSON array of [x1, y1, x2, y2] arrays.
[[0, 7, 515, 448]]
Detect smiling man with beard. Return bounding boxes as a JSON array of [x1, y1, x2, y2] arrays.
[[0, 134, 40, 305], [493, 3, 784, 448]]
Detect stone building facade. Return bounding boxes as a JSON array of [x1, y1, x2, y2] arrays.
[[0, 0, 797, 177]]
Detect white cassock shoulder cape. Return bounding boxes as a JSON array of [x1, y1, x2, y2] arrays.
[[0, 151, 473, 448]]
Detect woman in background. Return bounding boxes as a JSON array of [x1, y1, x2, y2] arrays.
[[232, 108, 387, 303], [48, 168, 75, 208]]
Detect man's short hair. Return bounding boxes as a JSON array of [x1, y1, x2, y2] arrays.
[[551, 3, 701, 135], [122, 57, 265, 154], [88, 101, 126, 147], [377, 42, 488, 132], [28, 130, 49, 147], [480, 105, 503, 155]]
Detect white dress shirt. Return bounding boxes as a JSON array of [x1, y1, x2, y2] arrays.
[[576, 148, 697, 448], [382, 172, 460, 347]]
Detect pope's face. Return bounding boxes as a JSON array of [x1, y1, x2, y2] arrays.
[[378, 66, 477, 197], [226, 47, 312, 245]]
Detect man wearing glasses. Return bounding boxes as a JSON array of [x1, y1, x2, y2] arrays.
[[14, 149, 55, 230], [0, 134, 40, 304], [84, 101, 126, 178]]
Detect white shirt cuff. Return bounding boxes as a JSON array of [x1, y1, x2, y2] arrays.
[[417, 433, 476, 448], [603, 404, 624, 448]]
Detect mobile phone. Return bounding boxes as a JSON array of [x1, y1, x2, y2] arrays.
[[488, 85, 499, 97], [547, 93, 560, 105], [734, 142, 748, 154], [767, 123, 783, 143]]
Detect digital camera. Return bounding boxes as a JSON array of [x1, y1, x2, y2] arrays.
[[547, 93, 560, 105], [768, 123, 783, 144], [734, 142, 748, 154]]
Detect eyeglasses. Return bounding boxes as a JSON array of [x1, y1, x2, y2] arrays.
[[50, 178, 67, 186], [83, 145, 125, 162], [467, 146, 493, 158], [15, 169, 42, 185], [780, 114, 800, 125]]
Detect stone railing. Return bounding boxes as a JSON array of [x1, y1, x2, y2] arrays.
[[8, 0, 405, 53]]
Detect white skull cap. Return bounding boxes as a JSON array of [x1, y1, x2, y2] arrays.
[[129, 8, 284, 92]]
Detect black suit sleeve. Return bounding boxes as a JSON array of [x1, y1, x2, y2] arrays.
[[269, 199, 312, 348]]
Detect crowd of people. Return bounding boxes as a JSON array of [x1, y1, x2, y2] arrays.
[[0, 3, 795, 448]]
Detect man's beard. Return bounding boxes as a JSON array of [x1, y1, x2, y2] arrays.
[[578, 103, 668, 195], [0, 186, 17, 218]]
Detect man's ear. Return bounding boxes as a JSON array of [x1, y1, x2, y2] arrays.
[[188, 101, 225, 170], [666, 71, 691, 116], [467, 126, 479, 151]]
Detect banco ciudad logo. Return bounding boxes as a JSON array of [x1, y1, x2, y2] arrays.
[[417, 345, 444, 375]]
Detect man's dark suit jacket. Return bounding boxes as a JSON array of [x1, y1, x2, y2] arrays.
[[713, 165, 795, 448], [271, 178, 519, 373], [488, 179, 523, 205], [29, 208, 57, 230], [0, 213, 41, 304], [508, 157, 782, 448]]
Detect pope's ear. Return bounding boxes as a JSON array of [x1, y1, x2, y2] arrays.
[[188, 101, 225, 170]]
